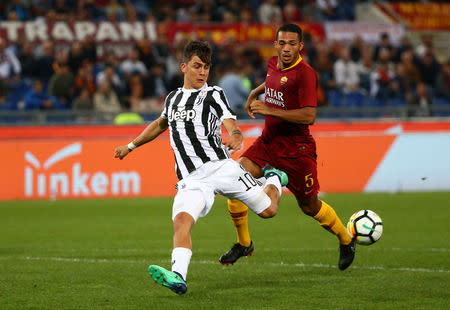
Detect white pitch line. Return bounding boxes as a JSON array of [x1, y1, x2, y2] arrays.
[[5, 256, 447, 274], [9, 247, 449, 253]]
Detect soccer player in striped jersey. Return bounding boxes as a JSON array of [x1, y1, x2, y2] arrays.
[[219, 24, 356, 270], [114, 40, 288, 295]]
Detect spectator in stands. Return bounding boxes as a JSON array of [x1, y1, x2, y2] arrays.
[[258, 0, 282, 24], [105, 0, 125, 21], [143, 62, 169, 100], [166, 48, 183, 82], [218, 62, 250, 110], [0, 79, 6, 105], [33, 40, 55, 82], [240, 8, 254, 24], [390, 63, 413, 100], [96, 63, 122, 94], [282, 0, 301, 23], [81, 35, 97, 64], [316, 0, 338, 20], [93, 80, 121, 113], [5, 0, 28, 21], [127, 74, 161, 113], [418, 53, 441, 89], [435, 60, 450, 99], [394, 36, 413, 63], [350, 36, 364, 63], [25, 79, 62, 110], [48, 63, 75, 105], [401, 50, 421, 89], [76, 0, 99, 21], [153, 34, 172, 64], [167, 68, 184, 91], [74, 61, 96, 97], [73, 87, 93, 110], [175, 3, 192, 22], [356, 46, 374, 95], [99, 51, 120, 74], [377, 48, 395, 73], [313, 42, 336, 93], [0, 38, 21, 82], [191, 0, 219, 24], [120, 47, 147, 80], [135, 38, 157, 70], [334, 46, 360, 93], [302, 0, 323, 22], [416, 34, 434, 58], [407, 82, 432, 117], [67, 41, 86, 74], [16, 42, 35, 82], [373, 32, 395, 63], [54, 0, 70, 21], [370, 62, 394, 100]]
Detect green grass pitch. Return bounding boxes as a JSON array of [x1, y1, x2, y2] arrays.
[[1, 193, 449, 310]]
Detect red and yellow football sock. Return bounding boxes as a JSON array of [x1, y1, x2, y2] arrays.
[[227, 199, 251, 247], [314, 200, 352, 245]]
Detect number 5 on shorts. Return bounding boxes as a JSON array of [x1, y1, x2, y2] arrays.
[[305, 173, 314, 188]]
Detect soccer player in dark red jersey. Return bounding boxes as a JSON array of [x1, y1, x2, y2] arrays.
[[219, 24, 356, 270]]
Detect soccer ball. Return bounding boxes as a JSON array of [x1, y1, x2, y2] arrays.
[[347, 210, 383, 245]]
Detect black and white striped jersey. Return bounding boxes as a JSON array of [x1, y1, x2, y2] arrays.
[[161, 83, 236, 180]]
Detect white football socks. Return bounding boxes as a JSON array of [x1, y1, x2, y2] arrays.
[[265, 175, 282, 196], [171, 247, 192, 281]]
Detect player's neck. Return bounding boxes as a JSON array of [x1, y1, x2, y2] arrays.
[[182, 81, 207, 91], [278, 54, 302, 70]]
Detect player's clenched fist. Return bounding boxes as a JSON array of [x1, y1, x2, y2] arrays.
[[114, 145, 130, 160], [250, 100, 271, 116]]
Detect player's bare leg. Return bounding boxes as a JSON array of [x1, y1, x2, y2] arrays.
[[221, 157, 261, 264], [239, 157, 263, 178], [297, 196, 356, 270], [220, 163, 287, 265], [149, 212, 194, 294]]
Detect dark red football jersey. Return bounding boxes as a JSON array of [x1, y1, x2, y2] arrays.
[[261, 55, 317, 143]]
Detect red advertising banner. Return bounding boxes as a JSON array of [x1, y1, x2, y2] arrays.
[[162, 23, 325, 45], [388, 2, 450, 30], [2, 121, 450, 201]]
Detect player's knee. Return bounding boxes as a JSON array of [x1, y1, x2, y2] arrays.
[[173, 212, 195, 233], [239, 157, 263, 178], [258, 204, 277, 218], [298, 197, 321, 216]]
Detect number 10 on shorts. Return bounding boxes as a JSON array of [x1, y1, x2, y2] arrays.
[[238, 173, 260, 191]]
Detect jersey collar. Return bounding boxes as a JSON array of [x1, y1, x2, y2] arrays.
[[277, 55, 302, 71], [182, 82, 208, 92]]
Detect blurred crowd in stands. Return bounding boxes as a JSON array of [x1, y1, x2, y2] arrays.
[[0, 0, 448, 119]]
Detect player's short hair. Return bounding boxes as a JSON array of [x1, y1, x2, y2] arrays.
[[183, 40, 211, 65], [276, 24, 303, 42]]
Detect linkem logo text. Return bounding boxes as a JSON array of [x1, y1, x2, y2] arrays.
[[24, 142, 141, 197]]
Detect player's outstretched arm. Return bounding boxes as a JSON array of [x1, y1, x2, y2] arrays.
[[222, 118, 243, 153], [245, 82, 265, 119], [114, 117, 169, 160], [250, 100, 316, 125]]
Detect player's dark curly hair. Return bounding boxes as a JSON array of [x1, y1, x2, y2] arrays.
[[183, 40, 212, 65], [276, 23, 303, 42]]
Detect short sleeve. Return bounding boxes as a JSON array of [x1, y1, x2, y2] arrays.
[[161, 90, 177, 119], [212, 87, 237, 122], [298, 66, 318, 108]]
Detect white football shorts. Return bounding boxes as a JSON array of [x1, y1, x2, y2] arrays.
[[172, 159, 270, 222]]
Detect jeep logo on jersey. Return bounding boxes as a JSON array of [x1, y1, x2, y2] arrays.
[[169, 109, 196, 122]]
